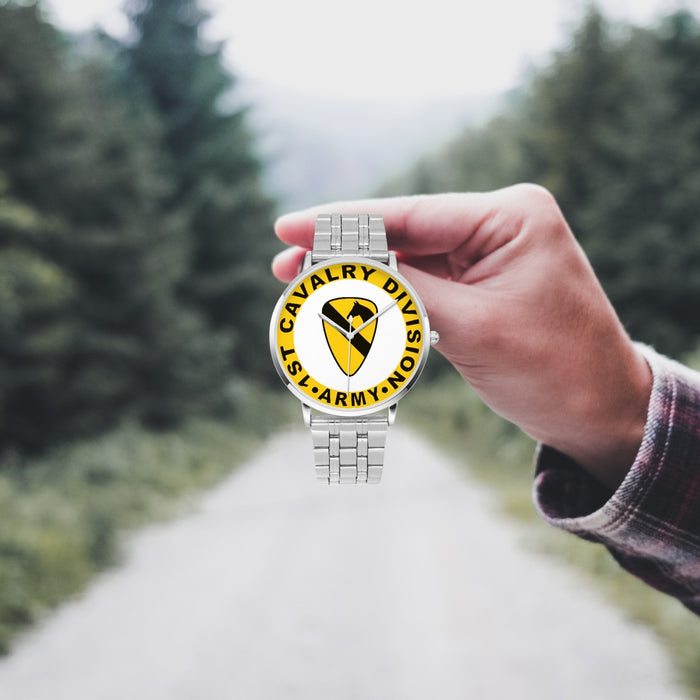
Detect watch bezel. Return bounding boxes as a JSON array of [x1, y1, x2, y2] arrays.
[[269, 256, 431, 417]]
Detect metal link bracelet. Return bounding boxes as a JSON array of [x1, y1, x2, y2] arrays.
[[310, 214, 389, 264], [303, 214, 392, 484], [310, 414, 388, 484]]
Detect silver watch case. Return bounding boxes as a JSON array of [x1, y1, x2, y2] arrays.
[[269, 255, 431, 418]]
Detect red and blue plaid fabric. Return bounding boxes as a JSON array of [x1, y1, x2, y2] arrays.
[[534, 345, 700, 615]]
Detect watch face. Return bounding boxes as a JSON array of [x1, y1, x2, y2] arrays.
[[270, 258, 430, 415]]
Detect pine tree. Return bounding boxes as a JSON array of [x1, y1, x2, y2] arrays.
[[0, 177, 79, 450], [519, 9, 700, 356], [124, 0, 278, 380], [0, 3, 232, 451]]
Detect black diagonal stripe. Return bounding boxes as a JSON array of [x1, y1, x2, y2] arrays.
[[351, 332, 371, 357], [322, 301, 372, 356], [322, 301, 351, 332]]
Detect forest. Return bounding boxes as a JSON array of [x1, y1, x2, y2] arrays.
[[1, 0, 700, 684], [0, 0, 287, 653], [0, 0, 279, 456], [382, 8, 700, 363]]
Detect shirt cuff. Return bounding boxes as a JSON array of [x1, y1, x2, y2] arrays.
[[533, 344, 700, 611]]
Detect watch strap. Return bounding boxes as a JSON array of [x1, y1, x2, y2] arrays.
[[311, 214, 389, 264], [308, 213, 391, 484], [310, 413, 389, 484]]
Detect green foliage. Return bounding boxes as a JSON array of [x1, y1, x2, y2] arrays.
[[124, 0, 279, 380], [402, 375, 537, 517], [0, 1, 280, 454], [381, 7, 700, 358], [0, 2, 287, 651], [0, 387, 295, 655], [518, 10, 700, 357], [0, 174, 80, 449]]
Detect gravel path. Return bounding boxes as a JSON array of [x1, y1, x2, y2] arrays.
[[0, 429, 688, 700]]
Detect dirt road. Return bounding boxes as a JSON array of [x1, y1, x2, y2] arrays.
[[0, 429, 688, 699]]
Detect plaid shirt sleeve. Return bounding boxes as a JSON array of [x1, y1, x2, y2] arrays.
[[533, 345, 700, 615]]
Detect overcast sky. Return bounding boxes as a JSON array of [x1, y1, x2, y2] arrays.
[[45, 0, 698, 102]]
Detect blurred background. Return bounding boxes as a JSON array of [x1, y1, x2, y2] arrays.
[[1, 0, 700, 695]]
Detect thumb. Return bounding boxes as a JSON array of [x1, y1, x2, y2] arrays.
[[398, 263, 491, 363]]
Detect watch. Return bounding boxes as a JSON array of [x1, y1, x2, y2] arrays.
[[270, 214, 437, 484]]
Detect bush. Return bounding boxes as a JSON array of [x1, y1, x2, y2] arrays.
[[0, 387, 296, 654]]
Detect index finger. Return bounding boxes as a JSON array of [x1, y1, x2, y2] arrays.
[[273, 192, 493, 256], [274, 185, 562, 280]]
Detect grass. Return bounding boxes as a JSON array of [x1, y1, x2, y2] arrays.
[[401, 371, 700, 699], [0, 384, 297, 655]]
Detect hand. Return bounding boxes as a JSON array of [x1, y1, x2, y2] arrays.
[[273, 185, 652, 490], [350, 299, 398, 338]]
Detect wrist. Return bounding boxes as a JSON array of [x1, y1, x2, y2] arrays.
[[549, 345, 652, 491]]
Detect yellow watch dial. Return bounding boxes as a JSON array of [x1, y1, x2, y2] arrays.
[[271, 259, 428, 414]]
